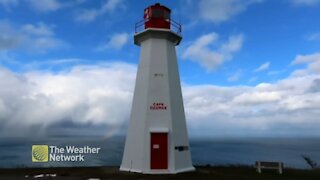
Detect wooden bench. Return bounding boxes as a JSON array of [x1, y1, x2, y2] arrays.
[[255, 161, 284, 174]]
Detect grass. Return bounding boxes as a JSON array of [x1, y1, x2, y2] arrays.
[[0, 165, 319, 180]]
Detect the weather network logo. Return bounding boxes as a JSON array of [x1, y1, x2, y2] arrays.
[[31, 144, 101, 163], [32, 145, 49, 162]]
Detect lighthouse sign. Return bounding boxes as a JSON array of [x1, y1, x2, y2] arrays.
[[150, 102, 167, 110]]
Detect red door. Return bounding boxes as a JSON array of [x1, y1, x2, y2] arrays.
[[150, 133, 168, 169]]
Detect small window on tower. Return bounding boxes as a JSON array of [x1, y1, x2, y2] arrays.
[[163, 11, 170, 20], [152, 9, 163, 18], [175, 146, 189, 151]]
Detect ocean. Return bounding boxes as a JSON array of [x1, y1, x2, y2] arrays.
[[0, 136, 319, 169]]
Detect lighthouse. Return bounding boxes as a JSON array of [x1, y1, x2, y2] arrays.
[[120, 3, 194, 174]]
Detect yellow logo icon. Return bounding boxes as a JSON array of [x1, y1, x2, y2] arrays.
[[32, 145, 48, 162]]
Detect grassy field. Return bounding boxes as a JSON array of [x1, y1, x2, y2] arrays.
[[0, 166, 319, 180]]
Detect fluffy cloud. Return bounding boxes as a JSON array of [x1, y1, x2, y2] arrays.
[[26, 0, 86, 12], [0, 21, 67, 53], [0, 0, 18, 10], [182, 32, 244, 71], [198, 0, 263, 23], [254, 61, 270, 72], [1, 52, 320, 137], [291, 0, 320, 6], [95, 33, 129, 51], [75, 0, 124, 22], [307, 32, 320, 41], [27, 0, 61, 12], [0, 21, 23, 50], [308, 78, 320, 92], [291, 53, 320, 76], [0, 63, 136, 136], [184, 74, 320, 137], [1, 0, 86, 12], [227, 69, 242, 82], [292, 53, 320, 65], [22, 22, 54, 36]]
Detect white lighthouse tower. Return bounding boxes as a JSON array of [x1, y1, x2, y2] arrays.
[[120, 3, 194, 174]]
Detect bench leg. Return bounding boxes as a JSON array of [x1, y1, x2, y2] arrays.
[[278, 162, 283, 174], [257, 162, 261, 173]]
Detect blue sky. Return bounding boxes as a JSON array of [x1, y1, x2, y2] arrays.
[[0, 0, 320, 138]]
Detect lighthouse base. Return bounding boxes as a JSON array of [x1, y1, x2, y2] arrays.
[[119, 166, 195, 174]]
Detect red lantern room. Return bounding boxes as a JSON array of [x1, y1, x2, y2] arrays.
[[135, 3, 181, 35], [144, 3, 171, 29]]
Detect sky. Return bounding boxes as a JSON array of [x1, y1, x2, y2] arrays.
[[0, 0, 320, 138]]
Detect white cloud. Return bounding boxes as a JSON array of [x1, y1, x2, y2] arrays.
[[0, 21, 67, 53], [254, 61, 270, 72], [198, 0, 263, 23], [291, 53, 320, 76], [291, 53, 320, 64], [28, 0, 61, 12], [95, 33, 129, 51], [0, 63, 136, 136], [22, 22, 54, 36], [291, 0, 320, 6], [26, 0, 86, 12], [228, 69, 242, 82], [184, 71, 320, 137], [75, 0, 124, 23], [307, 32, 320, 41], [309, 78, 320, 92], [1, 52, 320, 137], [101, 0, 123, 12], [0, 21, 23, 50], [248, 76, 258, 83], [232, 91, 281, 104], [75, 9, 99, 22], [0, 0, 18, 10], [30, 37, 67, 52], [267, 70, 286, 76], [182, 32, 244, 71]]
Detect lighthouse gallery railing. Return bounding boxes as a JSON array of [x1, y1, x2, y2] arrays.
[[135, 18, 182, 35]]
